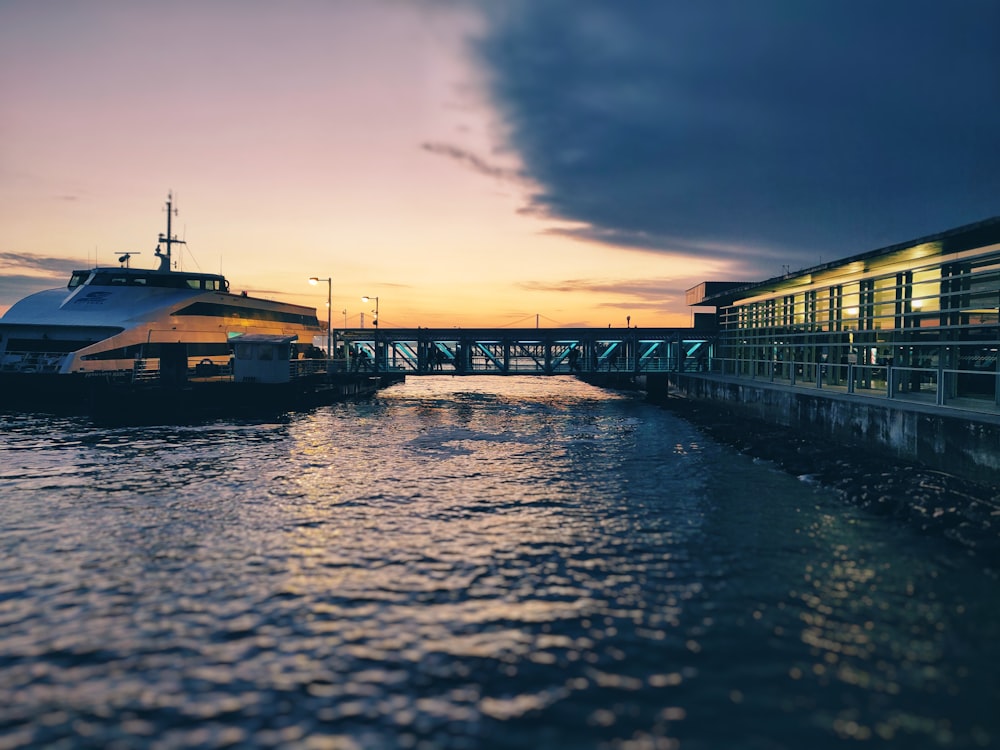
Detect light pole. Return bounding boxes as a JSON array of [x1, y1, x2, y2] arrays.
[[309, 276, 332, 370], [362, 295, 379, 371], [361, 295, 379, 327]]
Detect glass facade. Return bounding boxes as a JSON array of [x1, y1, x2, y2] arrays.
[[693, 218, 1000, 411]]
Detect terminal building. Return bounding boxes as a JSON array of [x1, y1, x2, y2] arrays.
[[688, 216, 1000, 413]]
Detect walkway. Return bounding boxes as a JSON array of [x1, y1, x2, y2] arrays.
[[333, 327, 713, 376]]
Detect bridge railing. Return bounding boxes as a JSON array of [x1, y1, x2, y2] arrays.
[[334, 329, 715, 375]]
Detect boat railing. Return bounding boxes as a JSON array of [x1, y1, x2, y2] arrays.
[[81, 357, 355, 385], [290, 359, 330, 378], [134, 359, 159, 382], [1, 351, 68, 373], [87, 358, 236, 384], [290, 357, 353, 377], [191, 359, 233, 380]]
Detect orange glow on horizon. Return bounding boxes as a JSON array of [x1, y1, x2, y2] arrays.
[[0, 2, 739, 330]]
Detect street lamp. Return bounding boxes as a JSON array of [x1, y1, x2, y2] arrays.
[[309, 276, 332, 370], [361, 295, 379, 327], [362, 295, 379, 372]]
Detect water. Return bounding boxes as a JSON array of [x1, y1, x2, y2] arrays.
[[1, 376, 997, 750]]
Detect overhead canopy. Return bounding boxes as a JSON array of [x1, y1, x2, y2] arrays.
[[688, 215, 1000, 308]]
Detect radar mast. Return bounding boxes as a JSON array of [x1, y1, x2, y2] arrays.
[[155, 192, 186, 271]]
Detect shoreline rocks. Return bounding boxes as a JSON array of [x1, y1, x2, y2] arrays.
[[657, 394, 1000, 569]]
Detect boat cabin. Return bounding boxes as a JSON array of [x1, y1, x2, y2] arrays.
[[231, 333, 298, 383], [68, 268, 229, 292]]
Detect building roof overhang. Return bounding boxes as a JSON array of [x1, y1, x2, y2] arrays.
[[688, 215, 1000, 307]]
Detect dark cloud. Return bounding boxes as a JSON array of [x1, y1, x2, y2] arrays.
[[540, 225, 783, 269], [473, 1, 1000, 274]]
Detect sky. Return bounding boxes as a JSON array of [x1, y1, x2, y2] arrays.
[[2, 0, 997, 327]]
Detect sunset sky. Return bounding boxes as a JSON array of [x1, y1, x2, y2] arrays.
[[2, 1, 997, 327]]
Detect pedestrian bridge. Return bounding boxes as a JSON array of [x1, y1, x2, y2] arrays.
[[330, 327, 713, 376]]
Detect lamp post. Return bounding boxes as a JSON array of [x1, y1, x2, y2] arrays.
[[309, 276, 332, 370], [361, 295, 379, 328], [362, 295, 379, 371]]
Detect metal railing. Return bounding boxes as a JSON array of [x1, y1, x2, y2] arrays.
[[0, 351, 69, 373], [709, 356, 1000, 412]]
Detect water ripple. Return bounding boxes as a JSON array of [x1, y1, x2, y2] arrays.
[[1, 378, 998, 749]]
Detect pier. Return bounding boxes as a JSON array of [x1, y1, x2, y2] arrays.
[[672, 216, 1000, 485]]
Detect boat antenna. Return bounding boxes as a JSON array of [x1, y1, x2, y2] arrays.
[[156, 191, 186, 271]]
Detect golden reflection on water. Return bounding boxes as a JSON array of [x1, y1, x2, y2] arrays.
[[2, 380, 998, 748], [781, 511, 974, 743]]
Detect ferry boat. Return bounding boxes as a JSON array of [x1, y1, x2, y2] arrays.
[[0, 194, 327, 407]]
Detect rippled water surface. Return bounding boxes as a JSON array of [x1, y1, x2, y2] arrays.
[[1, 376, 998, 749]]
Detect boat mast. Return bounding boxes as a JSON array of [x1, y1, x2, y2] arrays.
[[155, 192, 186, 271]]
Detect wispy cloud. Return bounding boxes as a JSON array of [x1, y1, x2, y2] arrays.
[[517, 277, 706, 314], [518, 277, 675, 298], [421, 142, 522, 183], [0, 252, 81, 276]]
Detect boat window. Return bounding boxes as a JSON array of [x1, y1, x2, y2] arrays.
[[258, 345, 274, 361], [8, 338, 93, 353], [68, 271, 91, 289], [81, 342, 231, 360], [174, 301, 320, 326], [91, 273, 130, 286], [85, 271, 227, 290]]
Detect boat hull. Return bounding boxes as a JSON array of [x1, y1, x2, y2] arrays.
[[0, 372, 90, 411]]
